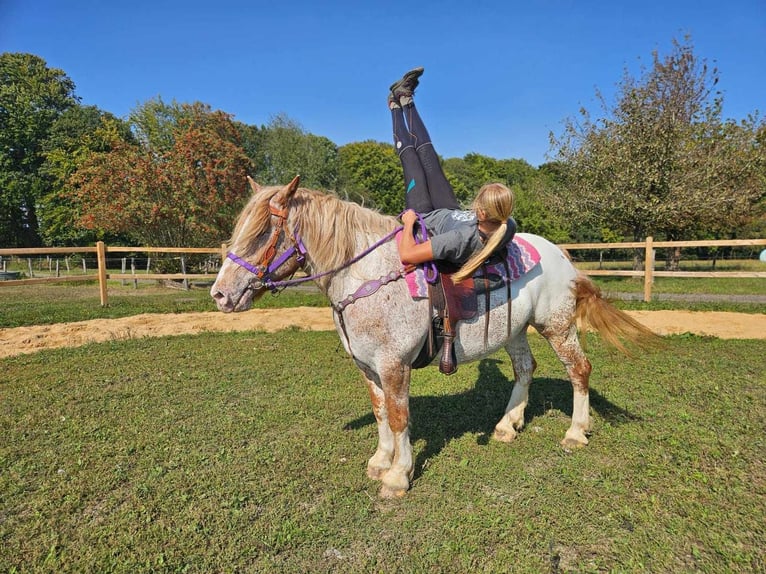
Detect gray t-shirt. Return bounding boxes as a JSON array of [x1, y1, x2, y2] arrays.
[[422, 209, 484, 264]]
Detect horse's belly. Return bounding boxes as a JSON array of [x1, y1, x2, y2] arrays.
[[454, 294, 532, 361]]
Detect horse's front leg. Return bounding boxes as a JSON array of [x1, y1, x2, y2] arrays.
[[366, 363, 413, 498], [362, 372, 394, 480]]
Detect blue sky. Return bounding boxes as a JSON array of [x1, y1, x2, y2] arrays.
[[2, 0, 764, 167]]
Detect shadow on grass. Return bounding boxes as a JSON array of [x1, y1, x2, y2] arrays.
[[345, 358, 640, 480]]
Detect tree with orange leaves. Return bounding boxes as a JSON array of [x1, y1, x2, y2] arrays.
[[70, 99, 253, 247]]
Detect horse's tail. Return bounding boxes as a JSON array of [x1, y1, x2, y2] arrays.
[[573, 274, 662, 355]]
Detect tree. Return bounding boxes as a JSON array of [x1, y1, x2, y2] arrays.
[[128, 96, 182, 152], [39, 106, 133, 245], [0, 53, 79, 246], [69, 102, 253, 246], [236, 121, 267, 181], [549, 38, 765, 266], [337, 141, 402, 213], [254, 114, 338, 189]]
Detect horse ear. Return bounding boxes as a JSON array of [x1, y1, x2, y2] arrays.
[[274, 175, 300, 206], [246, 175, 261, 193]]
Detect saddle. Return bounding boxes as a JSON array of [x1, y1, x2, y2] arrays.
[[412, 257, 513, 375]]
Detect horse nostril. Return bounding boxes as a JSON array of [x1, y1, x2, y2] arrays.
[[211, 289, 226, 302]]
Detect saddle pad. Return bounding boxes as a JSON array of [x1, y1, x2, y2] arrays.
[[405, 235, 541, 299]]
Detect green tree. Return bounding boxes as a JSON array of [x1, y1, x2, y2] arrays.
[[337, 140, 402, 213], [236, 121, 267, 181], [550, 38, 765, 267], [0, 53, 79, 246], [255, 114, 338, 189], [128, 96, 184, 152]]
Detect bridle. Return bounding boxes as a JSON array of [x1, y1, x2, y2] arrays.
[[226, 202, 308, 293], [225, 202, 438, 294]]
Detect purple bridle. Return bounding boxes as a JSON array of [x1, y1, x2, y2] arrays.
[[226, 206, 438, 294]]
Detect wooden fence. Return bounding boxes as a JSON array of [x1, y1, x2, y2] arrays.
[[557, 237, 766, 301], [1, 238, 765, 305], [0, 242, 225, 306]]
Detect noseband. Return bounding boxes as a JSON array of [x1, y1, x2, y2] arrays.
[[226, 203, 308, 293]]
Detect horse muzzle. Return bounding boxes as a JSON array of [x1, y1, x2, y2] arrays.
[[211, 280, 261, 313]]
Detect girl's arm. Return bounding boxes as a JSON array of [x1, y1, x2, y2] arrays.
[[398, 210, 434, 265]]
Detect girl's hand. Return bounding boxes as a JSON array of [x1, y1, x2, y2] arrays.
[[401, 209, 418, 227]]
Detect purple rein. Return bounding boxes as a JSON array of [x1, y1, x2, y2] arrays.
[[226, 211, 438, 293]]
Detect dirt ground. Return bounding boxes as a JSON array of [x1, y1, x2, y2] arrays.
[[1, 308, 764, 360]]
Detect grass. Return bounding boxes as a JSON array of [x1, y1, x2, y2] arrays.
[[591, 274, 764, 296], [0, 282, 326, 328], [576, 257, 765, 273], [1, 330, 765, 572]]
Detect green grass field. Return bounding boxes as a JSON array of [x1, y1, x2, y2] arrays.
[[1, 330, 765, 573], [1, 276, 764, 572]]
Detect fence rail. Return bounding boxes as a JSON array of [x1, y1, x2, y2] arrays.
[[1, 238, 764, 304]]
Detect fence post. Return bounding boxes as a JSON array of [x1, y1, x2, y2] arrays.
[[180, 256, 189, 290], [221, 243, 227, 262], [643, 236, 654, 302], [96, 241, 109, 306]]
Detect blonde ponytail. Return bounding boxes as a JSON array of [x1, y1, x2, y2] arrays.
[[452, 222, 508, 283]]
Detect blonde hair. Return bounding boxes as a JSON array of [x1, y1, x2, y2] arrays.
[[452, 183, 514, 283]]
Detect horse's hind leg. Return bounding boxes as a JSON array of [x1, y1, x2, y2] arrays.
[[539, 322, 593, 448], [494, 333, 537, 442]]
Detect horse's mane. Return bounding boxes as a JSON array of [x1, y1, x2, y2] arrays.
[[230, 185, 399, 273]]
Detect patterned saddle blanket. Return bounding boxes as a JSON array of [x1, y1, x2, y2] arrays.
[[404, 235, 541, 300]]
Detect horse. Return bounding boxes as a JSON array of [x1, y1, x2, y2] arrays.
[[211, 175, 658, 498]]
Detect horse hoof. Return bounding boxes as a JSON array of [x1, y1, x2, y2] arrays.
[[379, 485, 408, 499], [492, 427, 518, 443], [379, 470, 410, 498], [560, 435, 588, 449], [367, 465, 387, 481]]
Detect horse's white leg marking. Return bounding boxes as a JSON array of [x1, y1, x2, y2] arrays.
[[363, 373, 394, 480], [494, 334, 537, 443], [541, 322, 593, 448], [377, 364, 413, 498]]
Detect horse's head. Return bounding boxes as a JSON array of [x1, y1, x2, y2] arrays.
[[211, 175, 305, 312]]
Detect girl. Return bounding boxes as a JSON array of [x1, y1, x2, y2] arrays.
[[389, 67, 516, 282]]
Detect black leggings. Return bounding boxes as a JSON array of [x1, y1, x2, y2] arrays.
[[392, 102, 460, 213]]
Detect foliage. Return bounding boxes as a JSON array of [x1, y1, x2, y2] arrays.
[[337, 140, 403, 213], [549, 38, 765, 248], [128, 95, 184, 152], [235, 121, 268, 180], [39, 106, 134, 245], [1, 331, 764, 572], [0, 53, 79, 246], [69, 101, 253, 246], [253, 114, 339, 189]]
